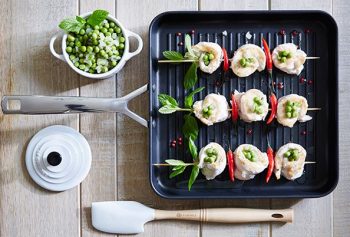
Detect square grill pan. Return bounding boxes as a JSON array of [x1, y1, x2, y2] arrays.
[[149, 11, 338, 199]]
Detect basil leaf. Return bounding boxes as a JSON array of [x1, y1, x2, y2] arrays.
[[188, 164, 199, 191], [76, 16, 86, 24], [172, 165, 185, 171], [165, 159, 185, 166], [163, 51, 184, 60], [159, 105, 179, 114], [170, 166, 186, 178], [184, 62, 198, 90], [184, 87, 205, 108], [188, 137, 198, 161], [158, 94, 178, 106], [59, 18, 84, 33], [182, 114, 199, 140], [185, 34, 195, 56], [87, 9, 109, 27]]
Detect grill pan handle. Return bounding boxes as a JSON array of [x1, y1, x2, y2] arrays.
[[1, 84, 149, 127]]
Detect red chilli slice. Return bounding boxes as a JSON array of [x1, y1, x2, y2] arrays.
[[222, 48, 229, 72], [231, 93, 239, 123]]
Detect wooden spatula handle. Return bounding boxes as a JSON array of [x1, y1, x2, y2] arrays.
[[155, 208, 293, 223]]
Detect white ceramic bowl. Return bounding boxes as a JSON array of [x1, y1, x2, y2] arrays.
[[49, 12, 143, 79]]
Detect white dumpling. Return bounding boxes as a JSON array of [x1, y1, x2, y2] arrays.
[[193, 93, 230, 126], [274, 143, 306, 180], [276, 94, 311, 128], [234, 144, 268, 181], [272, 43, 306, 75], [192, 42, 223, 74], [198, 142, 227, 180], [231, 44, 266, 77], [233, 89, 269, 123]]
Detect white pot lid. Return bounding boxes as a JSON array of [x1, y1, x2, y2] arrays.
[[26, 125, 91, 191]]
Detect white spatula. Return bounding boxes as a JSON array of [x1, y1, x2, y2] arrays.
[[92, 201, 293, 234]]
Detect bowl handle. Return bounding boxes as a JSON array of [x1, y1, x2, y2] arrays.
[[49, 34, 66, 62], [123, 30, 143, 61]]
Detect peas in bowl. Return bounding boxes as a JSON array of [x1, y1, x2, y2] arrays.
[[50, 10, 143, 79]]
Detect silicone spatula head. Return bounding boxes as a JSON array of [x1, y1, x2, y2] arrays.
[[91, 201, 155, 234]]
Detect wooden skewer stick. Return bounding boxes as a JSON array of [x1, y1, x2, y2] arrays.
[[154, 161, 316, 167], [226, 108, 321, 112], [158, 57, 320, 63]]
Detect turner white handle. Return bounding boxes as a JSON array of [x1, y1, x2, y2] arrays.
[[155, 208, 293, 223]]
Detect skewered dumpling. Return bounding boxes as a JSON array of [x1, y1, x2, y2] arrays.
[[233, 89, 269, 123], [274, 143, 306, 180], [272, 43, 307, 75], [191, 42, 223, 74], [234, 144, 268, 180], [276, 94, 311, 128], [231, 44, 266, 77], [198, 142, 227, 180], [193, 93, 230, 126]]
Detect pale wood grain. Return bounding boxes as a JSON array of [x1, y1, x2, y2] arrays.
[[115, 0, 200, 237], [270, 1, 333, 237], [332, 0, 350, 236], [199, 1, 270, 237], [78, 1, 118, 237], [200, 0, 268, 10], [0, 0, 80, 236]]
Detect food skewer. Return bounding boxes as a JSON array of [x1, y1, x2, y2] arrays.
[[153, 161, 316, 166], [158, 57, 319, 63]]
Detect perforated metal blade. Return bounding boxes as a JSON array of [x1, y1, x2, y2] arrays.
[[91, 201, 155, 234]]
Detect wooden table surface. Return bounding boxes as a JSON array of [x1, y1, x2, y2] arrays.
[[0, 0, 349, 236]]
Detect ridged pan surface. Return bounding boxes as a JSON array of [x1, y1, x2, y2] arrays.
[[149, 11, 338, 198]]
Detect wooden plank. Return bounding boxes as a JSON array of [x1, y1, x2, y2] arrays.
[[78, 1, 118, 237], [199, 1, 269, 237], [115, 0, 200, 236], [332, 0, 350, 236], [200, 0, 268, 10], [0, 0, 80, 236], [270, 1, 333, 237]]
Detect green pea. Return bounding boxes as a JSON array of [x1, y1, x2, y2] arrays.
[[286, 101, 292, 107], [102, 66, 108, 73], [203, 55, 209, 61], [204, 157, 212, 163], [108, 28, 114, 33], [105, 32, 112, 37], [103, 53, 109, 59], [203, 107, 208, 113], [100, 49, 106, 55], [75, 41, 81, 47], [66, 46, 72, 53], [93, 30, 99, 35], [208, 53, 214, 60], [284, 151, 291, 158], [67, 35, 75, 42], [94, 25, 99, 30], [108, 51, 113, 57], [280, 57, 287, 63], [204, 60, 209, 66], [116, 27, 121, 33], [246, 152, 252, 160], [79, 58, 84, 63], [286, 52, 292, 59], [92, 39, 99, 45], [69, 42, 74, 47], [281, 50, 289, 57], [255, 107, 263, 114], [89, 69, 94, 73], [110, 22, 115, 28], [101, 28, 108, 34], [79, 64, 85, 70], [292, 111, 298, 118], [114, 50, 120, 56], [94, 46, 100, 53], [119, 43, 124, 49], [104, 23, 110, 28], [240, 58, 247, 67], [74, 62, 80, 67], [111, 61, 117, 67], [79, 46, 86, 52], [286, 105, 292, 112], [286, 112, 292, 118], [79, 29, 85, 35]]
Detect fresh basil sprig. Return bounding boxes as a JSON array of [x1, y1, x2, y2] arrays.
[[184, 87, 204, 108], [188, 165, 200, 191], [163, 51, 184, 60], [165, 159, 193, 179], [184, 62, 199, 90], [87, 9, 109, 27], [158, 94, 180, 114], [59, 9, 109, 33]]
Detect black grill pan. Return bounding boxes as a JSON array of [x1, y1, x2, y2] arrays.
[[149, 11, 338, 199]]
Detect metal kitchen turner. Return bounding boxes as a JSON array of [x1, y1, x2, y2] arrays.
[[91, 201, 293, 234], [1, 84, 149, 127]]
